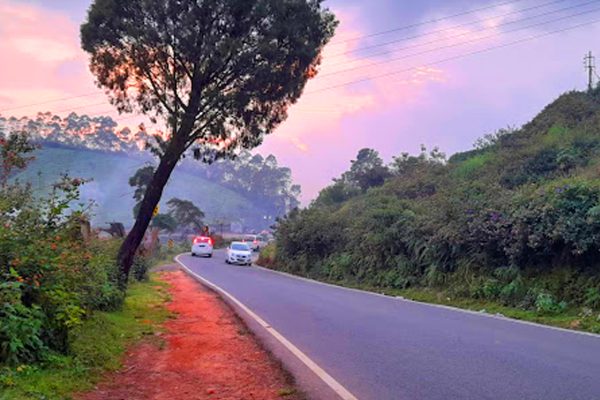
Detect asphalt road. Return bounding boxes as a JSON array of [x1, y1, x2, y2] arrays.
[[177, 251, 600, 400]]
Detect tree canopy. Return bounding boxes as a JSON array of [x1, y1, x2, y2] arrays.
[[167, 198, 205, 231], [341, 148, 391, 192], [81, 0, 337, 159]]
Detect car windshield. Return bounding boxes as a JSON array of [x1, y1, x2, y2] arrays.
[[231, 243, 250, 251]]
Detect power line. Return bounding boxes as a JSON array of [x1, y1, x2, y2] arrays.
[[44, 101, 111, 115], [1, 1, 598, 117], [327, 0, 530, 45], [305, 17, 600, 95], [327, 0, 582, 60], [0, 0, 575, 114], [0, 91, 102, 113], [318, 4, 600, 79]]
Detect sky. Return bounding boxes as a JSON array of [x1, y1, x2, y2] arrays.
[[1, 0, 599, 202]]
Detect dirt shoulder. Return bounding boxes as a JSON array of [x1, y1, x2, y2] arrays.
[[78, 269, 302, 400]]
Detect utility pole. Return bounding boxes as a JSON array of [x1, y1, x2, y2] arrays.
[[584, 51, 596, 91]]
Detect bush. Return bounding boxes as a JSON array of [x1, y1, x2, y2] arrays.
[[535, 292, 567, 315], [131, 254, 151, 282], [0, 301, 46, 365], [257, 243, 277, 269], [584, 288, 600, 309], [0, 176, 125, 364]]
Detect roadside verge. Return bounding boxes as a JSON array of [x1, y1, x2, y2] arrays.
[[175, 254, 359, 400]]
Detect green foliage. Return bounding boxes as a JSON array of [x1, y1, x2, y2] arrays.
[[0, 136, 127, 364], [81, 0, 337, 157], [341, 148, 391, 192], [0, 302, 46, 365], [275, 90, 600, 318], [312, 181, 360, 208], [129, 165, 154, 203], [130, 253, 151, 282], [257, 243, 277, 269], [167, 198, 205, 231], [150, 214, 177, 233], [0, 277, 170, 400], [0, 131, 38, 187], [584, 287, 600, 309], [453, 153, 493, 179], [535, 293, 567, 315], [16, 145, 301, 230]]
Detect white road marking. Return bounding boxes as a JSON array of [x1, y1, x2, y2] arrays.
[[175, 254, 359, 400], [251, 265, 600, 339]]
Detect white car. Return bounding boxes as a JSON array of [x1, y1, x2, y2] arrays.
[[191, 236, 213, 257], [226, 242, 253, 265], [242, 234, 269, 252]]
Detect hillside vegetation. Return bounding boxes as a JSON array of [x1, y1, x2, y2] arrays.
[[1, 112, 301, 229], [273, 89, 600, 327], [15, 145, 255, 226]]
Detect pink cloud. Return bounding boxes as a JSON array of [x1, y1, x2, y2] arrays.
[[261, 8, 449, 201], [0, 0, 109, 118], [262, 2, 600, 202]]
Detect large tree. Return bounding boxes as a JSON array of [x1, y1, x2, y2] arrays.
[[167, 198, 205, 231], [81, 0, 337, 282], [342, 148, 391, 192]]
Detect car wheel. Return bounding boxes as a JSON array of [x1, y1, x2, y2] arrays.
[[207, 253, 213, 258], [225, 259, 230, 264], [191, 253, 196, 257]]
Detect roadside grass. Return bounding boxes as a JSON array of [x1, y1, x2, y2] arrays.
[[0, 276, 171, 400], [342, 283, 600, 334], [150, 243, 189, 268], [256, 252, 600, 335]]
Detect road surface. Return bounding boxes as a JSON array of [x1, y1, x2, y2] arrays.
[[176, 251, 600, 400]]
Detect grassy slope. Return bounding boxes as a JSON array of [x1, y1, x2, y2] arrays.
[[0, 276, 171, 400], [15, 146, 259, 225]]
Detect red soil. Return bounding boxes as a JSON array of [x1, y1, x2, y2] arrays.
[[78, 270, 300, 400]]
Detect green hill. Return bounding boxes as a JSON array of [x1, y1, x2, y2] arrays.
[[274, 89, 600, 319], [16, 145, 263, 227], [2, 112, 299, 230]]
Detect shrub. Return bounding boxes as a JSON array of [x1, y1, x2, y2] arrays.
[[0, 175, 125, 364], [130, 254, 151, 282], [257, 243, 277, 269], [535, 292, 567, 315], [0, 301, 46, 365], [584, 288, 600, 309], [453, 153, 493, 179]]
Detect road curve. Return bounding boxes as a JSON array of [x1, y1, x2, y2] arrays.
[[176, 251, 600, 400]]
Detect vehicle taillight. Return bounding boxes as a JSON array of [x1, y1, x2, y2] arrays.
[[194, 236, 213, 245], [253, 240, 258, 244]]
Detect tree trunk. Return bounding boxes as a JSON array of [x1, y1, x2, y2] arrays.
[[117, 78, 203, 286], [149, 227, 160, 255], [116, 137, 185, 285]]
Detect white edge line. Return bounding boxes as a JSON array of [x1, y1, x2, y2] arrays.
[[250, 265, 600, 339], [174, 254, 359, 400]]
